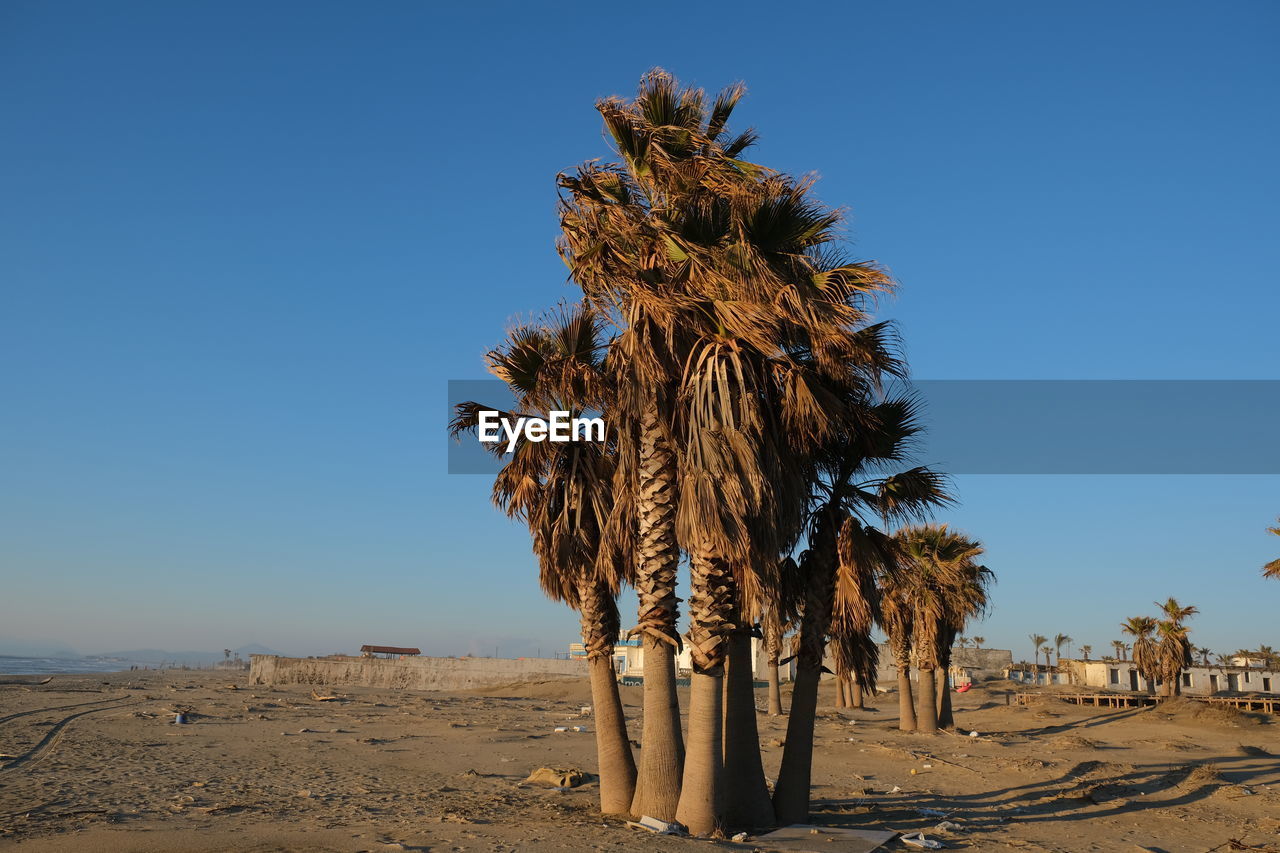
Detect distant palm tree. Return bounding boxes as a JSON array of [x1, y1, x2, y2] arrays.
[[1265, 518, 1280, 579], [1081, 645, 1092, 661], [971, 636, 985, 649], [1111, 640, 1126, 661], [1122, 617, 1159, 694], [1029, 634, 1048, 669], [892, 525, 989, 733], [1054, 633, 1073, 661], [1196, 646, 1213, 666], [1153, 598, 1197, 697]]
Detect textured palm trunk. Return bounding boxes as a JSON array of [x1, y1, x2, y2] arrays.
[[588, 656, 637, 814], [892, 637, 916, 732], [763, 613, 784, 716], [916, 665, 939, 733], [629, 408, 684, 822], [579, 579, 637, 816], [722, 631, 775, 830], [936, 642, 955, 728], [851, 678, 864, 710], [773, 543, 835, 826], [836, 676, 847, 709], [675, 543, 733, 836]]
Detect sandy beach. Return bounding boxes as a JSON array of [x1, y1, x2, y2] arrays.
[[0, 670, 1276, 852]]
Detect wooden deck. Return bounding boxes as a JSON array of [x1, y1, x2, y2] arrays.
[[1015, 692, 1280, 714]]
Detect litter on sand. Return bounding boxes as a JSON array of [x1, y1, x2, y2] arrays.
[[752, 825, 897, 852], [934, 821, 965, 832], [627, 816, 686, 835], [917, 808, 947, 817], [523, 767, 591, 788], [900, 832, 945, 849]]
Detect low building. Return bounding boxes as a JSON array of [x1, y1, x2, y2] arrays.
[[360, 645, 421, 659], [572, 634, 786, 682], [1059, 658, 1280, 696]]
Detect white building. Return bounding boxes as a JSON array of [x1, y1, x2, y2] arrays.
[[1060, 658, 1279, 696]]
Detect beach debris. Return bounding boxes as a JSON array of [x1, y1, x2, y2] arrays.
[[524, 767, 592, 788], [553, 726, 568, 732], [890, 785, 902, 793], [570, 725, 587, 732], [579, 705, 592, 716], [754, 825, 897, 849], [922, 763, 933, 769], [310, 691, 342, 701], [917, 808, 948, 817], [934, 821, 965, 833], [731, 831, 749, 842], [173, 713, 188, 725], [969, 731, 979, 738], [627, 815, 687, 835], [296, 789, 313, 798], [901, 832, 945, 849]]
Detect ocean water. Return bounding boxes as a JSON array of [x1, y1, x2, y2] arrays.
[[0, 656, 139, 676]]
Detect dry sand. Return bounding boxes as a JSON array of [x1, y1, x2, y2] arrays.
[[1, 671, 1277, 852]]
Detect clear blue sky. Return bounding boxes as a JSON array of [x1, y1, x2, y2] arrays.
[[2, 2, 1277, 661]]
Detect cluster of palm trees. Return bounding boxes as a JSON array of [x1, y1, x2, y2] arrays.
[[1119, 598, 1198, 697], [450, 70, 991, 836], [1026, 633, 1073, 668]]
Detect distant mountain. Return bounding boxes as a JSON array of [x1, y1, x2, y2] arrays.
[[87, 643, 283, 665]]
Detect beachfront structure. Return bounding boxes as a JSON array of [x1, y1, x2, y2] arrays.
[[360, 645, 421, 659], [865, 644, 1014, 686], [1058, 658, 1280, 696]]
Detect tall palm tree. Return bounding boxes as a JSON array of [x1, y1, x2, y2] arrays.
[[1196, 646, 1212, 666], [1153, 598, 1197, 697], [761, 582, 794, 716], [1121, 617, 1159, 694], [971, 636, 985, 649], [562, 70, 902, 835], [1029, 634, 1048, 669], [1111, 640, 1126, 661], [1263, 518, 1280, 579], [931, 545, 993, 729], [1081, 645, 1092, 661], [450, 305, 636, 815], [1054, 633, 1073, 662]]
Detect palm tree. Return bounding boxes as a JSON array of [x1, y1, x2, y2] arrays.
[[761, 586, 793, 716], [1264, 518, 1280, 579], [1153, 598, 1197, 697], [563, 69, 903, 834], [1196, 646, 1212, 666], [1054, 633, 1073, 662], [1111, 640, 1126, 661], [1029, 634, 1048, 670], [890, 525, 988, 733], [1081, 645, 1092, 661], [1121, 617, 1159, 694], [774, 395, 949, 824], [971, 636, 985, 649], [451, 305, 636, 815]]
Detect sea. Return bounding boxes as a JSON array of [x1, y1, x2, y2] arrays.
[[0, 656, 141, 676]]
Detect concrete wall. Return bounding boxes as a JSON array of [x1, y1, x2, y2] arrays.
[[249, 654, 587, 691], [827, 644, 1014, 686]]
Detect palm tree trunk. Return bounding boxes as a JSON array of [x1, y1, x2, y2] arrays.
[[936, 641, 955, 729], [766, 660, 783, 716], [893, 637, 916, 732], [674, 545, 733, 836], [851, 677, 864, 710], [916, 665, 938, 733], [588, 655, 637, 814], [773, 660, 821, 825], [773, 554, 834, 826], [763, 609, 784, 716], [835, 672, 846, 708], [579, 580, 637, 816], [629, 408, 684, 822], [722, 631, 775, 830], [937, 669, 954, 728]]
